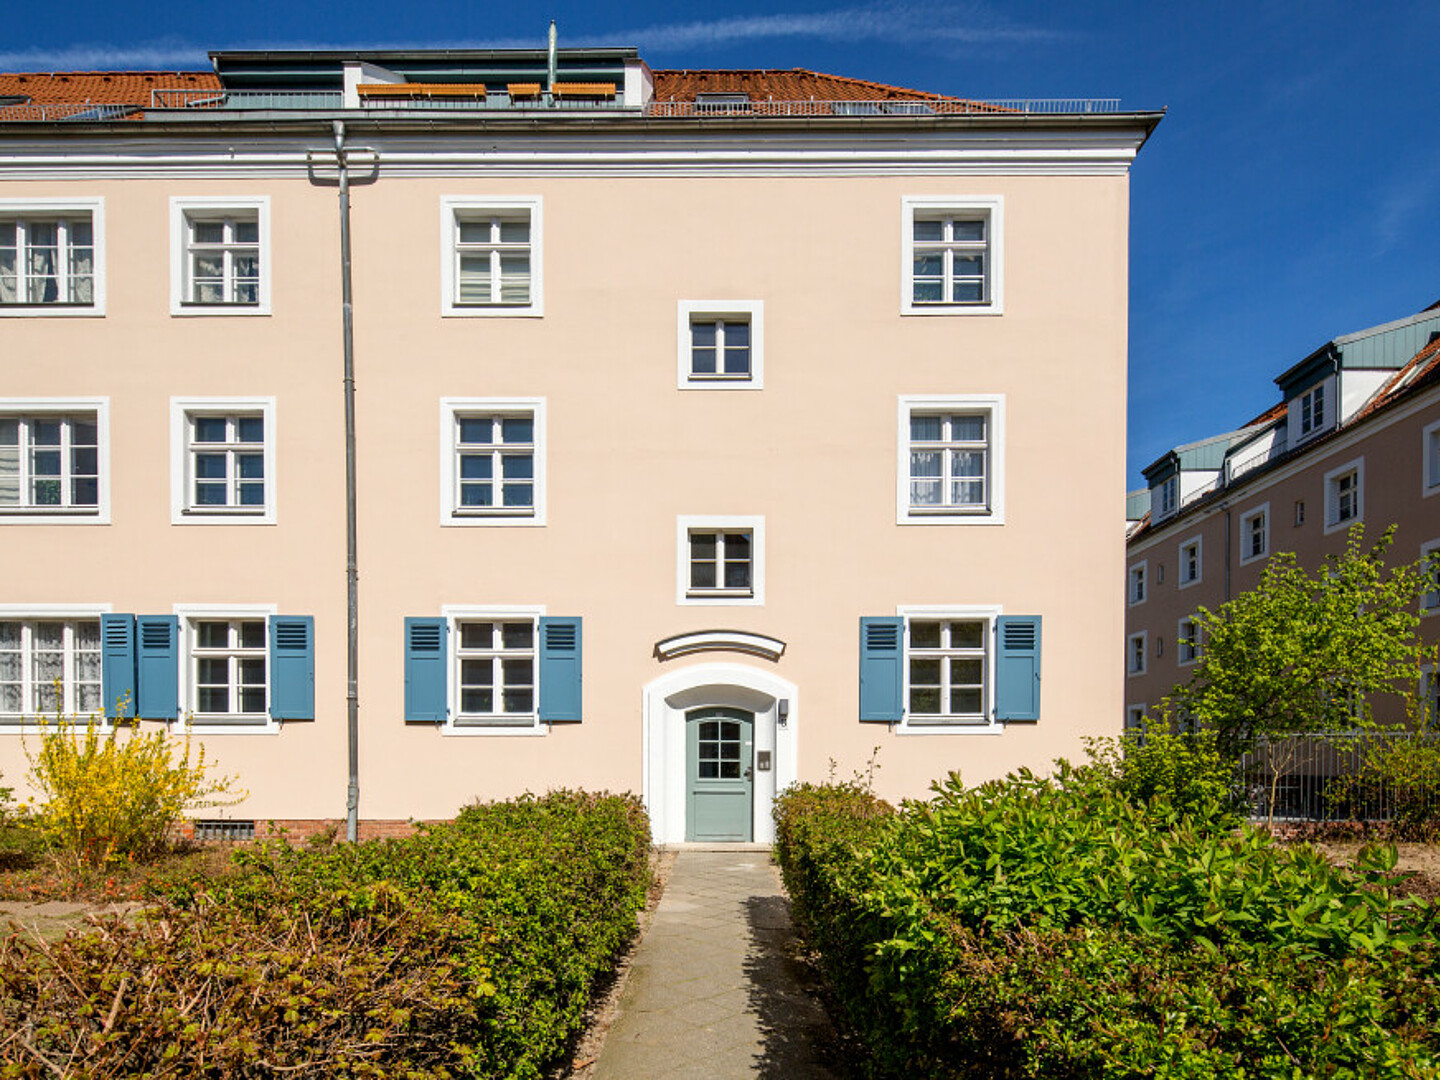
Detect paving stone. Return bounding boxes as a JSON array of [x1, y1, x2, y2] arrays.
[[592, 850, 845, 1079]]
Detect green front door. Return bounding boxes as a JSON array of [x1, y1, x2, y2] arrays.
[[685, 707, 754, 842]]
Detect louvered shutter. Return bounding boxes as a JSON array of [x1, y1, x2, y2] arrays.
[[859, 617, 904, 722], [404, 617, 448, 723], [100, 614, 136, 720], [995, 615, 1042, 721], [537, 617, 582, 721], [136, 615, 180, 720], [269, 616, 314, 720]]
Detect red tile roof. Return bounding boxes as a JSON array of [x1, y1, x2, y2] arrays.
[[1355, 332, 1440, 421], [0, 71, 219, 120], [650, 68, 953, 102]]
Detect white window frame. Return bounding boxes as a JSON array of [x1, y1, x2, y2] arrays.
[[1155, 475, 1178, 521], [1297, 383, 1328, 440], [896, 604, 1003, 735], [440, 196, 543, 317], [175, 603, 280, 735], [900, 196, 1003, 316], [1178, 535, 1203, 588], [169, 196, 271, 316], [1239, 503, 1269, 566], [1421, 539, 1440, 617], [0, 603, 111, 733], [0, 197, 105, 317], [1323, 457, 1364, 535], [441, 604, 548, 736], [1422, 419, 1440, 498], [1126, 703, 1148, 731], [1128, 561, 1147, 606], [1177, 616, 1201, 666], [438, 397, 547, 527], [675, 516, 765, 606], [170, 397, 277, 525], [0, 397, 110, 525], [676, 300, 764, 390], [1127, 631, 1147, 676], [897, 394, 1005, 525]]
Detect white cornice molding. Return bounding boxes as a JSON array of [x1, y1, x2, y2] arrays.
[[654, 630, 787, 662]]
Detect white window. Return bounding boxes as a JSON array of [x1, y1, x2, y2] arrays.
[[1127, 632, 1147, 676], [0, 615, 103, 724], [1178, 536, 1202, 587], [904, 616, 989, 726], [1421, 540, 1440, 615], [1126, 704, 1148, 730], [0, 198, 104, 315], [1324, 458, 1364, 534], [1177, 617, 1200, 666], [1239, 504, 1269, 565], [898, 395, 1005, 524], [440, 197, 542, 316], [1294, 499, 1306, 527], [0, 399, 110, 523], [170, 398, 276, 525], [439, 398, 546, 526], [442, 605, 547, 735], [901, 196, 1003, 315], [1423, 419, 1440, 497], [1128, 562, 1147, 606], [178, 604, 278, 732], [1155, 475, 1178, 521], [677, 300, 764, 389], [676, 516, 765, 606], [170, 197, 270, 315], [1298, 384, 1326, 437]]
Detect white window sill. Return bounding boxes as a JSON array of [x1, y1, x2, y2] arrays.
[[176, 509, 276, 526], [0, 510, 108, 525], [899, 509, 1004, 526], [1127, 668, 1146, 678], [442, 305, 543, 318], [680, 379, 761, 392], [895, 719, 1004, 735], [1238, 552, 1268, 567], [172, 304, 271, 317], [442, 720, 549, 737], [1178, 577, 1202, 589], [0, 305, 104, 318], [182, 717, 281, 735], [900, 303, 1003, 317], [444, 512, 544, 528], [678, 593, 764, 608], [1324, 515, 1362, 537]]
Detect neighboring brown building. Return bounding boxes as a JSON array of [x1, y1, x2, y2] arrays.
[[1125, 303, 1440, 728]]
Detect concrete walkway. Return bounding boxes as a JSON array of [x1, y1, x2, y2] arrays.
[[593, 850, 844, 1080]]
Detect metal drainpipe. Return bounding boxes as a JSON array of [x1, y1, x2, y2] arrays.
[[334, 120, 361, 844]]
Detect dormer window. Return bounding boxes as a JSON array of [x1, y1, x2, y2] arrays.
[[1299, 384, 1326, 437], [1156, 475, 1178, 519]]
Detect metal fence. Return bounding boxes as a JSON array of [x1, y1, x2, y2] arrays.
[[0, 102, 139, 121], [646, 97, 1121, 118], [1239, 730, 1440, 824]]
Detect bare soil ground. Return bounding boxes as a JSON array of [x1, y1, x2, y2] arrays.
[[1308, 840, 1440, 901]]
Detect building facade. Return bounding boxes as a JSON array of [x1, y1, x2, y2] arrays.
[[1, 49, 1158, 841], [1126, 305, 1440, 728]]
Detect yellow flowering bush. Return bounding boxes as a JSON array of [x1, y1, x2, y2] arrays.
[[25, 715, 245, 867]]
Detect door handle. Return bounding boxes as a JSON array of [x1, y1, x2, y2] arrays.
[[743, 766, 753, 781]]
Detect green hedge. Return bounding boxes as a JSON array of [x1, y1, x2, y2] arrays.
[[774, 761, 1440, 1079], [0, 790, 651, 1079]]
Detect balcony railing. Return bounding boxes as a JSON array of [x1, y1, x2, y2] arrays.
[[0, 102, 139, 121]]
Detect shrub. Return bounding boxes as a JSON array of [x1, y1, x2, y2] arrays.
[[1328, 735, 1440, 839], [25, 716, 244, 867], [1, 789, 652, 1079], [1082, 727, 1239, 822], [775, 765, 1440, 1078]]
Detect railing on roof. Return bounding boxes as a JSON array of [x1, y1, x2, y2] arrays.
[[0, 102, 139, 121], [1180, 476, 1221, 510], [147, 87, 631, 111], [646, 97, 1120, 118], [150, 89, 345, 110], [1226, 431, 1288, 483]]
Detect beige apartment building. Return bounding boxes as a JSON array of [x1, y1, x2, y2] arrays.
[[1126, 304, 1440, 728], [0, 48, 1159, 841]]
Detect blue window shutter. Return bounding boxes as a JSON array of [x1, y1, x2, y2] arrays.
[[100, 614, 136, 719], [995, 615, 1042, 721], [135, 615, 180, 720], [538, 617, 582, 721], [859, 617, 904, 722], [404, 617, 448, 723], [269, 615, 315, 720]]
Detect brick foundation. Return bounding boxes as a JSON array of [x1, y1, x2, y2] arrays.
[[176, 818, 450, 844]]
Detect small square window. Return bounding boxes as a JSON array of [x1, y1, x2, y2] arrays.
[[441, 197, 542, 316], [1323, 458, 1364, 534], [0, 199, 104, 315], [440, 399, 546, 526], [0, 400, 109, 522], [678, 301, 764, 389], [170, 198, 269, 315], [676, 516, 765, 606], [1239, 504, 1269, 565], [902, 197, 1003, 315], [1178, 536, 1202, 587], [170, 398, 276, 525], [898, 395, 1004, 524]]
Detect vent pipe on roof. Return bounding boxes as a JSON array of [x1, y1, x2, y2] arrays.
[[547, 21, 558, 94]]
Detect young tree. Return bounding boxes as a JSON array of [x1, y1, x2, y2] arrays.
[[1164, 524, 1437, 761]]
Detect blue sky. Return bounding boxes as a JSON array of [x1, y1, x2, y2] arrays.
[[8, 1, 1439, 486]]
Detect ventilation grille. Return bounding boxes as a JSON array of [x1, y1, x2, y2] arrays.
[[193, 819, 255, 843]]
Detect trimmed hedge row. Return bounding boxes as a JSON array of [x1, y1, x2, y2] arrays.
[[774, 759, 1440, 1079], [0, 790, 650, 1079]]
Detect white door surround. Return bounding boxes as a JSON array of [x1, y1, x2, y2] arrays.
[[642, 662, 798, 845]]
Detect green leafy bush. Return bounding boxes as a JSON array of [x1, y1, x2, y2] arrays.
[[1328, 736, 1440, 839], [0, 790, 651, 1079], [775, 764, 1440, 1078], [24, 716, 244, 867], [1082, 728, 1239, 821]]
